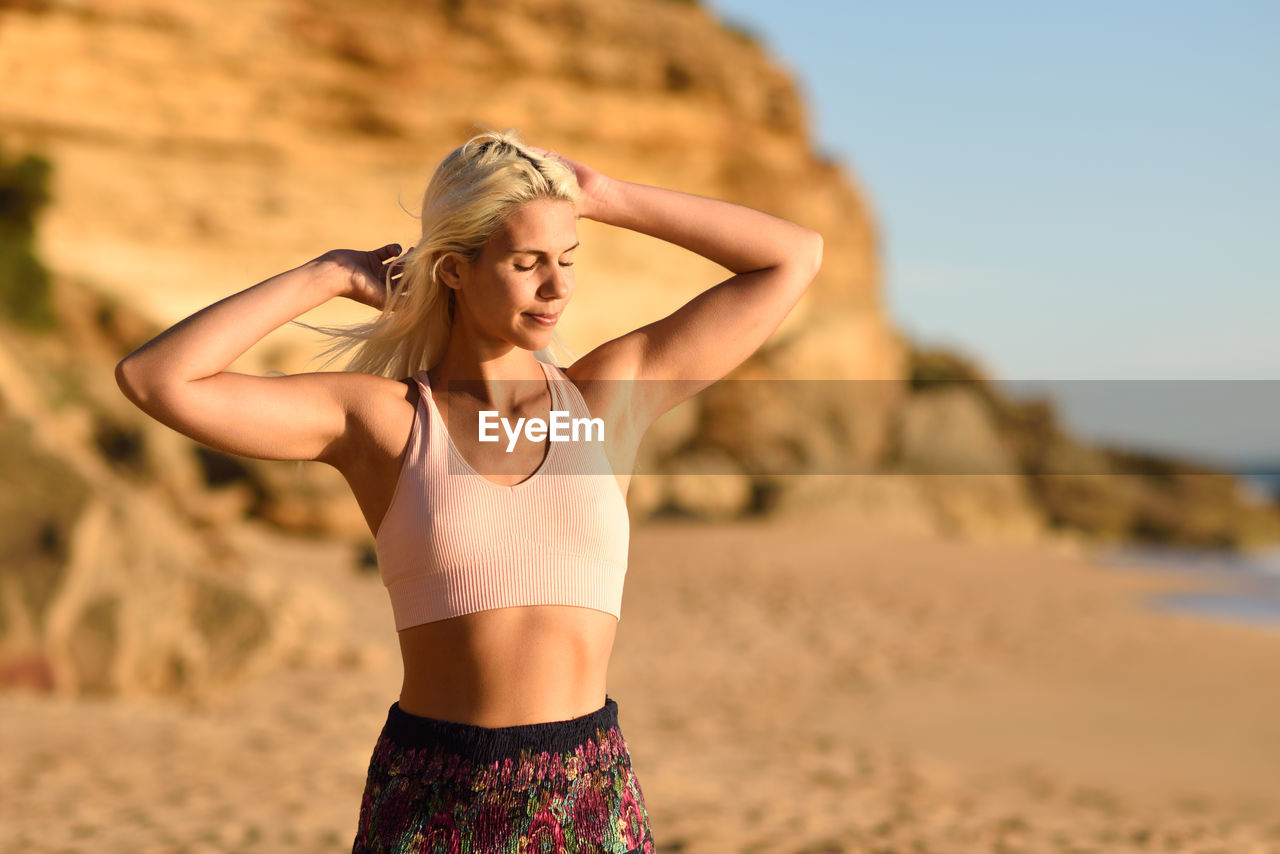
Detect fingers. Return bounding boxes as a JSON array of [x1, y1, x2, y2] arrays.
[[383, 243, 410, 280], [369, 244, 402, 269], [529, 146, 572, 168]]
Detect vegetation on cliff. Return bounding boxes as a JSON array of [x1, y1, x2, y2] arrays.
[[0, 145, 55, 330]]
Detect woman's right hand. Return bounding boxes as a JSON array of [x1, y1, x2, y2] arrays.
[[319, 243, 406, 309]]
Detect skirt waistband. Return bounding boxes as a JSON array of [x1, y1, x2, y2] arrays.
[[381, 696, 620, 764]]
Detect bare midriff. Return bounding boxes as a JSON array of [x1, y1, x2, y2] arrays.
[[395, 604, 619, 728]]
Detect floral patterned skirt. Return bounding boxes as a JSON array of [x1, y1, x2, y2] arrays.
[[350, 696, 655, 853]]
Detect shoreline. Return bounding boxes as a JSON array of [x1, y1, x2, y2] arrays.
[[1094, 541, 1280, 630]]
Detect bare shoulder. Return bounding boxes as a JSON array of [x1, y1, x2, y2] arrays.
[[564, 336, 639, 405], [318, 369, 422, 470], [562, 335, 650, 447], [326, 369, 420, 423], [564, 329, 695, 440], [564, 333, 640, 382]]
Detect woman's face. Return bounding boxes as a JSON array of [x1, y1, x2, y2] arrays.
[[451, 198, 578, 351]]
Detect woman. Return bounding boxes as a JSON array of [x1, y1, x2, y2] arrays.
[[115, 129, 822, 852]]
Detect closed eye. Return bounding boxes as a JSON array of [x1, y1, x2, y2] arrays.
[[508, 241, 580, 272], [514, 260, 574, 271]]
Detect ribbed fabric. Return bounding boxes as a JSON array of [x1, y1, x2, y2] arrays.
[[375, 360, 631, 629]]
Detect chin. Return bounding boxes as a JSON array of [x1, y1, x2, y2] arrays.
[[513, 333, 553, 352], [515, 324, 555, 345]]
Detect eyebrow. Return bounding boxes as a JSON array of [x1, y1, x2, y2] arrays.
[[506, 242, 580, 256]]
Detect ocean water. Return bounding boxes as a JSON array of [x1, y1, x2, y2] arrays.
[[1088, 471, 1280, 631], [1238, 471, 1280, 504], [1097, 535, 1280, 632]]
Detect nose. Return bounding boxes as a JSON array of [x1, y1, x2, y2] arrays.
[[540, 263, 572, 300]]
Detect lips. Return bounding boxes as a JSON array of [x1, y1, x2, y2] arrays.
[[523, 311, 560, 326]]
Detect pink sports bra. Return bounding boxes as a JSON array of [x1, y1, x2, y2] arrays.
[[374, 360, 631, 630]]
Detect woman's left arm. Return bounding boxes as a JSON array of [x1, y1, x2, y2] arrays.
[[564, 157, 823, 424]]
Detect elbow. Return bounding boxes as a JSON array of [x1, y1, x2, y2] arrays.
[[788, 229, 823, 289], [115, 357, 143, 405], [807, 230, 824, 279], [115, 356, 161, 409]]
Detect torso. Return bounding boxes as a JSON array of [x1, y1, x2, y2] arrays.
[[332, 363, 644, 727]]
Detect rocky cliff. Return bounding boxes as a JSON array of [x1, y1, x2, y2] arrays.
[[2, 0, 904, 522]]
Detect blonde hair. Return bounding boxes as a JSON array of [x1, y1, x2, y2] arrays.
[[295, 129, 581, 377]]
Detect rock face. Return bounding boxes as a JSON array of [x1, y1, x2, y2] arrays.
[[1, 0, 904, 529], [0, 0, 894, 365], [0, 277, 352, 700], [897, 347, 1280, 549]]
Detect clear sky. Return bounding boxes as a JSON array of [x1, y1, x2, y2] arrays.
[[710, 1, 1278, 380], [709, 1, 1279, 463]]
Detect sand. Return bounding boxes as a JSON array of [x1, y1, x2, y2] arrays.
[[3, 514, 1279, 854]]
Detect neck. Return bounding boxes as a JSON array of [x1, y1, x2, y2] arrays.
[[431, 331, 549, 410]]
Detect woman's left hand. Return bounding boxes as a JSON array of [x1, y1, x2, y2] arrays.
[[531, 147, 611, 220]]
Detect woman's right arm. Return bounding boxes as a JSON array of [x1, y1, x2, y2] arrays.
[[114, 244, 401, 465]]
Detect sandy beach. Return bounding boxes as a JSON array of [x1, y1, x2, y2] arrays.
[[3, 513, 1279, 854]]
